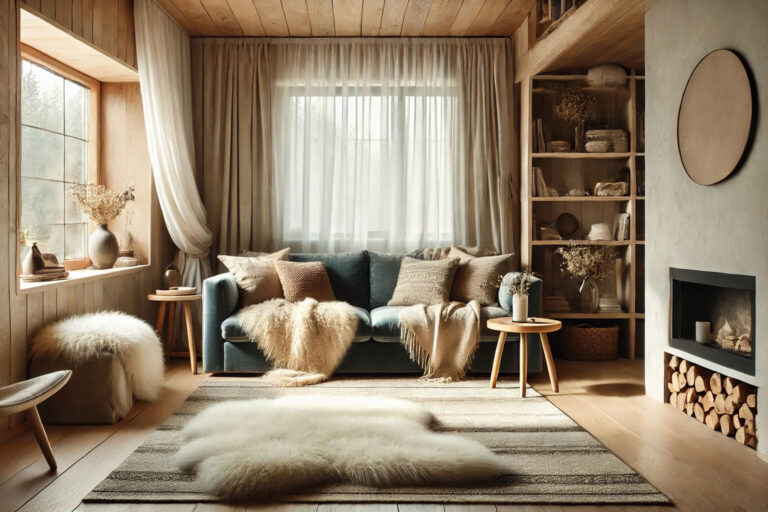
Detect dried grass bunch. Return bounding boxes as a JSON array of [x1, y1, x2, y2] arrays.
[[556, 246, 615, 281], [499, 270, 537, 296], [69, 184, 135, 226], [554, 88, 597, 124]]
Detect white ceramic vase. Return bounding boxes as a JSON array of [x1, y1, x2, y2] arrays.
[[512, 293, 529, 322]]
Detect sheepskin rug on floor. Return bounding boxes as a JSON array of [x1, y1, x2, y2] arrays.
[[29, 311, 165, 401], [176, 395, 510, 500]]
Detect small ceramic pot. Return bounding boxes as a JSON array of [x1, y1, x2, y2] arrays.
[[89, 225, 119, 269], [164, 264, 181, 289], [512, 293, 529, 322]]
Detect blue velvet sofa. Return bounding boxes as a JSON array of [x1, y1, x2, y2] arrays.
[[202, 251, 542, 375]]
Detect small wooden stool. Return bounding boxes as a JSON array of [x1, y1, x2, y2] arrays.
[[487, 317, 562, 397], [147, 294, 202, 374], [0, 370, 71, 470]]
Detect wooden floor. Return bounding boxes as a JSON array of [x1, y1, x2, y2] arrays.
[[1, 359, 767, 512]]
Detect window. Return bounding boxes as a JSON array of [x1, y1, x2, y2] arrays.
[[275, 88, 456, 253], [20, 50, 98, 268]]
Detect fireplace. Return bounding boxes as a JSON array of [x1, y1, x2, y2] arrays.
[[670, 268, 756, 376]]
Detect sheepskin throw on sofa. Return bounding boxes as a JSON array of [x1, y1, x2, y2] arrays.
[[400, 301, 482, 381], [236, 298, 358, 386], [29, 311, 165, 401], [176, 395, 509, 500]]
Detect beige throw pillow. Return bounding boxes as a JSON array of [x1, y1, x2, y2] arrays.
[[388, 257, 460, 306], [448, 247, 513, 306], [217, 248, 290, 307], [274, 260, 336, 302]]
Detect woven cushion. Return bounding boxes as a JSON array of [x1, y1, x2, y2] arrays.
[[290, 252, 369, 309], [217, 248, 290, 307], [448, 247, 512, 306], [275, 260, 335, 302], [387, 257, 459, 306]]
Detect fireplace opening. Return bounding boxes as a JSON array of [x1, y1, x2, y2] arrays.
[[670, 268, 756, 376]]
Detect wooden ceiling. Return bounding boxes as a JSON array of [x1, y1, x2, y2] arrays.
[[155, 0, 536, 37]]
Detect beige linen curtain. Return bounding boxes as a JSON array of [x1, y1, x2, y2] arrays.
[[191, 38, 517, 260]]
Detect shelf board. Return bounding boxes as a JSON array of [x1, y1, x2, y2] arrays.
[[532, 152, 632, 159], [637, 152, 645, 157], [532, 240, 632, 246], [636, 313, 645, 319], [545, 312, 632, 319], [533, 74, 588, 81], [636, 196, 645, 200], [637, 241, 645, 245], [532, 196, 631, 202]]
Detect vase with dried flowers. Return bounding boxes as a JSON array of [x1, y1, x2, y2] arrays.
[[556, 246, 616, 313], [554, 88, 597, 152], [69, 184, 135, 269], [499, 270, 537, 322]]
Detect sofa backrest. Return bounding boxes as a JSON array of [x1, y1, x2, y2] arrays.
[[290, 252, 369, 309], [368, 252, 405, 309]]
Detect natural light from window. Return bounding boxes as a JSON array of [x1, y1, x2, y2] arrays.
[[21, 59, 89, 263]]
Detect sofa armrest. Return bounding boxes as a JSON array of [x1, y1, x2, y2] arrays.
[[498, 273, 543, 318], [202, 273, 240, 372]]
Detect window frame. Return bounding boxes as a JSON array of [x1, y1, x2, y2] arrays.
[[19, 44, 100, 272]]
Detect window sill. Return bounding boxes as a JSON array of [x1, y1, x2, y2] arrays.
[[19, 264, 150, 294]]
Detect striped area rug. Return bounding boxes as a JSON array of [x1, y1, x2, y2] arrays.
[[85, 378, 670, 505]]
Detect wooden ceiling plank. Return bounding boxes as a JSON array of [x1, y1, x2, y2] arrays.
[[333, 0, 363, 36], [224, 0, 266, 35], [202, 0, 244, 34], [307, 0, 335, 35], [154, 0, 198, 35], [252, 0, 289, 36], [400, 0, 431, 36], [465, 0, 510, 36], [168, 0, 221, 35], [282, 0, 313, 36], [485, 0, 534, 36], [378, 0, 408, 36], [447, 0, 486, 36], [360, 0, 384, 36], [421, 0, 462, 36]]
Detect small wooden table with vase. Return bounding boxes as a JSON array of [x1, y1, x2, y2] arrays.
[[487, 317, 562, 397], [147, 289, 202, 374]]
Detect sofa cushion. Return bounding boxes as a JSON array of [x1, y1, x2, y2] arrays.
[[290, 252, 369, 309], [371, 305, 510, 343], [448, 247, 513, 306], [217, 248, 290, 307], [368, 252, 405, 309], [222, 306, 372, 343], [388, 257, 460, 306], [275, 261, 335, 302]]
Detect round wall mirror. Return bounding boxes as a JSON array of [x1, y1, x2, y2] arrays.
[[677, 49, 753, 186]]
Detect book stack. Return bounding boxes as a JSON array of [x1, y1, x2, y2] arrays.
[[598, 296, 623, 313], [21, 248, 68, 282]]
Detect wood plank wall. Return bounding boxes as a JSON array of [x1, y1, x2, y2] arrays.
[[0, 3, 171, 436], [20, 0, 137, 69]]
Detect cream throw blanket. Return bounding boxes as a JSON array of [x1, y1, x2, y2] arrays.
[[237, 299, 358, 386], [399, 301, 482, 381]]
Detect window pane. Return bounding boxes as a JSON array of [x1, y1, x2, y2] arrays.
[[65, 223, 86, 259], [65, 80, 88, 139], [65, 136, 87, 183], [21, 61, 64, 133], [21, 126, 64, 180], [21, 178, 64, 227], [38, 225, 64, 261]]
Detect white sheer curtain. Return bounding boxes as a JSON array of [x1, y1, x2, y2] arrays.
[[270, 39, 514, 254], [134, 0, 213, 289]]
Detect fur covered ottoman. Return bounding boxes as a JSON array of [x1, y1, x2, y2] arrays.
[[29, 311, 165, 424]]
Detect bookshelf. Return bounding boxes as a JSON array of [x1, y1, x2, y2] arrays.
[[520, 71, 645, 359]]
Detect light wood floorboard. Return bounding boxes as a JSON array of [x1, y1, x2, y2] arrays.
[[1, 359, 767, 512]]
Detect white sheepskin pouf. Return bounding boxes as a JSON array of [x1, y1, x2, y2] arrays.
[[176, 395, 510, 500], [29, 311, 165, 401]]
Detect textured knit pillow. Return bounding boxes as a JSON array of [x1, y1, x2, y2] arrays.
[[388, 257, 460, 306], [447, 247, 513, 306], [274, 260, 336, 302], [217, 248, 290, 307]]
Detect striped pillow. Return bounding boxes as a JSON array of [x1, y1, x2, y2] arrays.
[[448, 247, 512, 306], [387, 257, 459, 306]]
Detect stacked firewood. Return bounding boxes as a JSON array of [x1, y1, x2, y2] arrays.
[[667, 355, 757, 449]]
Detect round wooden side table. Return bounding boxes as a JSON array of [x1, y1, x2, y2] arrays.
[[486, 317, 562, 398], [147, 294, 202, 374]]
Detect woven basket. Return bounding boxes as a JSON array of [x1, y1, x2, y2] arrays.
[[560, 324, 619, 360]]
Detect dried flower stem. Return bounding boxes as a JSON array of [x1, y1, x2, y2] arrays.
[[69, 184, 135, 226], [556, 245, 616, 281]]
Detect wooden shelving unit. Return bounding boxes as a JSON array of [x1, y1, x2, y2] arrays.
[[520, 71, 645, 359]]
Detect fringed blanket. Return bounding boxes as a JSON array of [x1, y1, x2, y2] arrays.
[[237, 299, 359, 387], [399, 301, 482, 381]]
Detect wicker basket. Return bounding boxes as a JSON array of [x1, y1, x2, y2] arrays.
[[560, 324, 619, 360]]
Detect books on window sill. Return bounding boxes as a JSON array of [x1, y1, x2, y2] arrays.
[[21, 251, 69, 282]]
